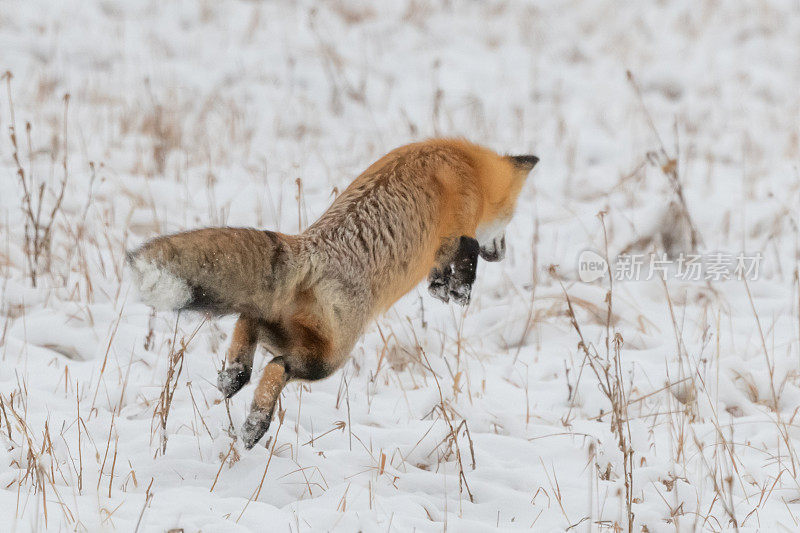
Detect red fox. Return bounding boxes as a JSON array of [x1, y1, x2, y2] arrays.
[[128, 139, 537, 448]]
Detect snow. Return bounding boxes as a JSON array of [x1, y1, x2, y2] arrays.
[[1, 0, 799, 531]]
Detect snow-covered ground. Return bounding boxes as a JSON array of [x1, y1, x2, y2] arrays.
[[1, 0, 799, 531]]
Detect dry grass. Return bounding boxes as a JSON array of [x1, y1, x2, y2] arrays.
[[4, 72, 70, 288]]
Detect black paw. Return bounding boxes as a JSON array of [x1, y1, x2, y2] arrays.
[[428, 267, 451, 303], [479, 235, 505, 262], [242, 408, 272, 449], [449, 279, 472, 306], [217, 363, 251, 399]]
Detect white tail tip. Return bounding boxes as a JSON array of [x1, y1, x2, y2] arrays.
[[128, 255, 191, 311]]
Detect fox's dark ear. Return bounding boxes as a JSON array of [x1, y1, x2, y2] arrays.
[[508, 155, 539, 172]]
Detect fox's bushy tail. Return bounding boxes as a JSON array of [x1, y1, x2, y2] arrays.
[[127, 227, 307, 316]]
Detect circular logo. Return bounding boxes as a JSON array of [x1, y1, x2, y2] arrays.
[[578, 250, 608, 282]]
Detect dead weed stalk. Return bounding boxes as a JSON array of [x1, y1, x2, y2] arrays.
[[152, 314, 205, 456], [4, 72, 70, 287]]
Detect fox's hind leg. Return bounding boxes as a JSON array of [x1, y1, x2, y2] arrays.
[[242, 312, 339, 449], [217, 315, 259, 398], [242, 357, 289, 449]]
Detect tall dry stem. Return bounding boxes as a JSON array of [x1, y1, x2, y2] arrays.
[[4, 71, 70, 287], [152, 315, 205, 455]]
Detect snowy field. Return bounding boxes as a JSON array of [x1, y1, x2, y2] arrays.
[[1, 0, 799, 531]]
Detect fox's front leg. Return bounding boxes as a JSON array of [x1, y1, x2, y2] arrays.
[[428, 237, 459, 303], [217, 315, 258, 398], [449, 236, 480, 305], [427, 265, 452, 303], [428, 236, 480, 305], [479, 234, 505, 262]]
